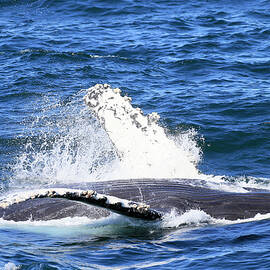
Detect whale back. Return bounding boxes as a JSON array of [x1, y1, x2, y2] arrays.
[[1, 179, 270, 221], [87, 179, 270, 220]]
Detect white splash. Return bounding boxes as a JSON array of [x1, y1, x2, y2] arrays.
[[84, 84, 201, 179], [12, 92, 118, 184], [160, 208, 270, 228], [12, 83, 270, 193], [12, 84, 202, 184], [4, 262, 19, 270], [161, 209, 212, 228]]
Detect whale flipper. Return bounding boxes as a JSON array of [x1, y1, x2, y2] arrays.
[[0, 188, 162, 221]]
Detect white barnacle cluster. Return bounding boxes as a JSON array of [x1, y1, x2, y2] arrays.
[[0, 191, 35, 209], [91, 192, 151, 213], [0, 188, 81, 209], [0, 187, 160, 220], [0, 201, 10, 209], [128, 202, 150, 213], [80, 190, 96, 198]]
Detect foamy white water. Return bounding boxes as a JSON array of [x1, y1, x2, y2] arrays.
[[0, 214, 138, 236]]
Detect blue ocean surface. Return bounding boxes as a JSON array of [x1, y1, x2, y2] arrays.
[[1, 0, 270, 269]]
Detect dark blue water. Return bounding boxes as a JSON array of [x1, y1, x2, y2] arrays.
[[1, 0, 270, 269]]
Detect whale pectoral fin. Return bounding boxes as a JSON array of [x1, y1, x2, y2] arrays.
[[54, 189, 162, 220], [0, 188, 162, 221]]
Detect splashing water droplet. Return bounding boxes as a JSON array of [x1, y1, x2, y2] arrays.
[[12, 84, 203, 186]]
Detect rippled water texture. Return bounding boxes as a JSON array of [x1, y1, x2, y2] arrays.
[[1, 0, 270, 269]]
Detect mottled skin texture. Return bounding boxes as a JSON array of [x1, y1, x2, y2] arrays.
[[1, 179, 270, 221]]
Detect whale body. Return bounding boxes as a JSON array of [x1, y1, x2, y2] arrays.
[[3, 85, 270, 223], [1, 178, 270, 222]]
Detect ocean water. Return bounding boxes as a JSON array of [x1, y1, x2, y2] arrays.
[[1, 0, 270, 269]]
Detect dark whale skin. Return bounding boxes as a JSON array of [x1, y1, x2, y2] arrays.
[[1, 179, 270, 221]]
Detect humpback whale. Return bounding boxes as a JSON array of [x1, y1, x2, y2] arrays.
[[2, 84, 270, 223], [1, 178, 270, 222]]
